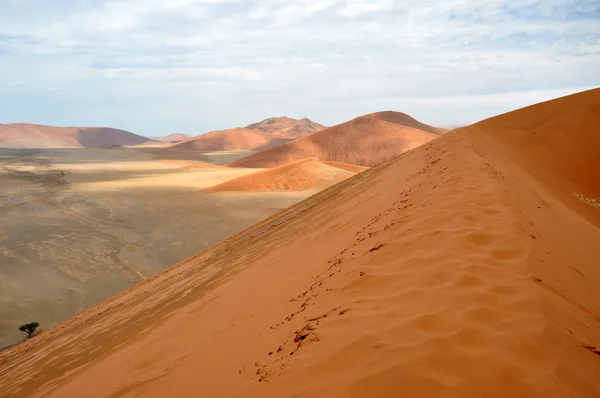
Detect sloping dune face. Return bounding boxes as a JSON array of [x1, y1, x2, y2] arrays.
[[245, 117, 325, 138], [206, 159, 357, 192], [460, 88, 600, 219], [228, 111, 440, 168], [167, 128, 282, 151], [0, 124, 152, 147], [1, 90, 600, 398]]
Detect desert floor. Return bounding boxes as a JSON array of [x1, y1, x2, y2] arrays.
[[0, 147, 308, 348]]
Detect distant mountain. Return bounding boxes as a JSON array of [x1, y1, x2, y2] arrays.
[[245, 117, 325, 138], [229, 111, 441, 168], [0, 123, 152, 148]]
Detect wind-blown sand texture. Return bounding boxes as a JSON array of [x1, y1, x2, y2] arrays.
[[206, 159, 360, 192], [229, 111, 441, 168], [0, 123, 152, 148], [245, 117, 325, 138], [1, 89, 600, 397]]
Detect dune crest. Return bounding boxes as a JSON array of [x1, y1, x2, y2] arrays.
[[206, 159, 360, 192], [1, 89, 600, 397], [229, 111, 440, 168]]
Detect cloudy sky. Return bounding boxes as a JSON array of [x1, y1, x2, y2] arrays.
[[1, 0, 598, 136]]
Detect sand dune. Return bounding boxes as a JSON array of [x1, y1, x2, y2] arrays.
[[229, 111, 440, 168], [245, 117, 325, 138], [0, 123, 152, 148], [1, 89, 600, 398], [206, 159, 360, 192]]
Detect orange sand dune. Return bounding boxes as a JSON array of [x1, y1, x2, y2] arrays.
[[0, 123, 152, 147], [206, 159, 358, 192], [1, 89, 600, 398], [245, 117, 325, 138], [229, 111, 440, 168], [166, 127, 291, 151]]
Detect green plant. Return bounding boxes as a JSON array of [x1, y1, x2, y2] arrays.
[[19, 322, 40, 338]]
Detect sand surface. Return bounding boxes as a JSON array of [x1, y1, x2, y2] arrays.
[[0, 147, 309, 349], [229, 111, 440, 168], [206, 159, 361, 192], [1, 89, 600, 397]]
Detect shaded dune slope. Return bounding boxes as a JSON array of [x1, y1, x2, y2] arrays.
[[0, 124, 151, 147], [229, 111, 440, 168], [1, 90, 600, 397], [206, 159, 358, 192]]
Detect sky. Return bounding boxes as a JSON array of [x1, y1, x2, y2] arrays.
[[0, 0, 599, 136]]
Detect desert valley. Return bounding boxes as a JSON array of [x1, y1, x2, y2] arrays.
[[0, 88, 598, 397], [1, 2, 599, 396]]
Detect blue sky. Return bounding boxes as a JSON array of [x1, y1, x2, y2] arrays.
[[0, 0, 598, 136]]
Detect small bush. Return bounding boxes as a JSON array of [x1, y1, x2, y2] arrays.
[[19, 322, 40, 338]]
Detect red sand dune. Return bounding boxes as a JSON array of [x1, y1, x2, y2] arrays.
[[1, 89, 600, 398], [246, 117, 325, 138], [229, 111, 441, 168], [206, 159, 359, 192], [0, 123, 152, 147]]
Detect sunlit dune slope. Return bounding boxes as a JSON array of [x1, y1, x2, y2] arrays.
[[1, 89, 600, 398]]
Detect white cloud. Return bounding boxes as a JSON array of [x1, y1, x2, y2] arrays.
[[0, 0, 598, 134]]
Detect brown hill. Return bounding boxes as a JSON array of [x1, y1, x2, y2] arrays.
[[147, 133, 192, 143], [2, 89, 600, 398], [0, 123, 152, 147], [246, 117, 325, 138], [166, 128, 292, 151], [206, 159, 358, 192], [229, 111, 440, 168]]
